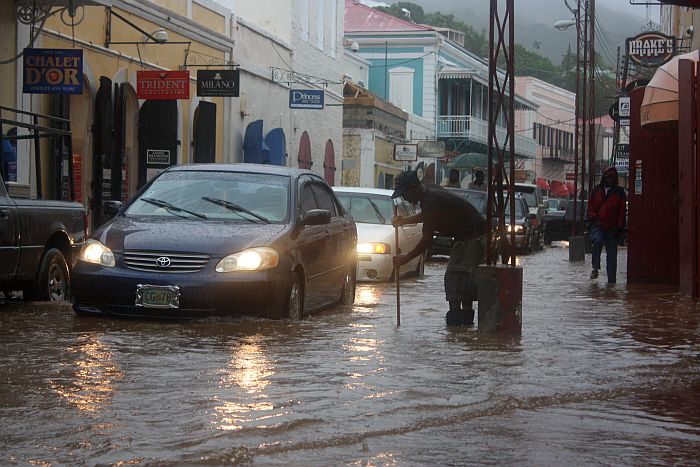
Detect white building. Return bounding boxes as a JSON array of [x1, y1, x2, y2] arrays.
[[234, 0, 345, 185]]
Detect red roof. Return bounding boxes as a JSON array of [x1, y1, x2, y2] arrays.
[[345, 0, 433, 33]]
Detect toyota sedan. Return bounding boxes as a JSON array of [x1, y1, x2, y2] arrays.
[[71, 164, 357, 320]]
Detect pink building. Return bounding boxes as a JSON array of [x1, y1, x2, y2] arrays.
[[515, 77, 576, 186]]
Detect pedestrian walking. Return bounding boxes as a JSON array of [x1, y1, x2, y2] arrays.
[[587, 166, 626, 284], [468, 170, 487, 191], [391, 171, 486, 326], [440, 168, 462, 188]]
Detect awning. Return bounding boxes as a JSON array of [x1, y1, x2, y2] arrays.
[[549, 180, 569, 198], [536, 177, 550, 190], [641, 50, 700, 127], [439, 66, 475, 80]]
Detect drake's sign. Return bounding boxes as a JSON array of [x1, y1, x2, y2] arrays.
[[23, 48, 83, 94], [137, 70, 190, 100], [626, 32, 676, 67], [197, 69, 239, 97]]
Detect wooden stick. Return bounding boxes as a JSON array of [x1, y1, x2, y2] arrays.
[[394, 204, 401, 327]]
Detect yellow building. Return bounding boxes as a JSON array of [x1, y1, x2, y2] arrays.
[[2, 0, 234, 228]]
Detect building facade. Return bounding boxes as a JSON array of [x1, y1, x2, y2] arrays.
[[343, 0, 537, 187]]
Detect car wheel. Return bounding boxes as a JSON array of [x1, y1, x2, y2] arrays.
[[26, 248, 70, 302], [533, 231, 543, 251], [339, 265, 356, 305], [285, 273, 304, 321]]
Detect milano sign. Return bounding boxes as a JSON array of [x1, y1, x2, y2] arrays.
[[626, 31, 676, 67]]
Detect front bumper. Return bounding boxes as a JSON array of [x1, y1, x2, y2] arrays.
[[71, 261, 289, 319], [356, 253, 393, 281]]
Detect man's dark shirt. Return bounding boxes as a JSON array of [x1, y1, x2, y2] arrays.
[[419, 185, 486, 241]]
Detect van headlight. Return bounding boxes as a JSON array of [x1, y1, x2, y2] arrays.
[[79, 239, 116, 267], [216, 247, 279, 272]]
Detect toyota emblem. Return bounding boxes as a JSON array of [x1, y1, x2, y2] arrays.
[[156, 256, 171, 268]]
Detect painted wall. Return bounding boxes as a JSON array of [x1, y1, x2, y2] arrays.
[[233, 0, 292, 43], [0, 3, 17, 114]]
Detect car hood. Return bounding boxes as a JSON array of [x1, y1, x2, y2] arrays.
[[95, 216, 287, 256], [356, 223, 394, 243]]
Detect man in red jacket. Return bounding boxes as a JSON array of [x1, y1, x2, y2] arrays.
[[587, 167, 626, 283]]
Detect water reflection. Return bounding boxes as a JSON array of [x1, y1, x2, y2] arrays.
[[213, 338, 278, 431], [49, 336, 123, 413]]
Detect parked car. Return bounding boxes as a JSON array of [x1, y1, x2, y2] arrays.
[[71, 164, 357, 320], [496, 194, 539, 253], [428, 188, 487, 257], [1, 172, 86, 301], [544, 200, 587, 244], [514, 183, 546, 247], [334, 187, 424, 281]]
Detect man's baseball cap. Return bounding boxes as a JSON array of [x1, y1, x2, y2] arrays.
[[392, 170, 420, 199]]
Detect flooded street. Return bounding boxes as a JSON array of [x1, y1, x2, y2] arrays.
[[2, 245, 700, 465]]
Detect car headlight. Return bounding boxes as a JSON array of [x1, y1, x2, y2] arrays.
[[506, 225, 525, 233], [357, 242, 391, 254], [216, 247, 279, 272], [79, 239, 116, 267]]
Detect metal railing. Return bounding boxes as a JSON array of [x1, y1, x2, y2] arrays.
[[437, 115, 537, 158]]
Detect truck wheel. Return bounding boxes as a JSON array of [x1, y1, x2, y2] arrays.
[[27, 248, 70, 302]]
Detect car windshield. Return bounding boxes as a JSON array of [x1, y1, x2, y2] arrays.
[[336, 193, 393, 225], [515, 187, 537, 207], [547, 199, 564, 210], [126, 171, 290, 222], [455, 190, 487, 213]]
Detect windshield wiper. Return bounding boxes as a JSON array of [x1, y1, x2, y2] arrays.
[[367, 199, 386, 224], [140, 197, 208, 219], [201, 197, 270, 223]]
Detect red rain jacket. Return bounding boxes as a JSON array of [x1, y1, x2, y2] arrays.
[[587, 167, 626, 230]]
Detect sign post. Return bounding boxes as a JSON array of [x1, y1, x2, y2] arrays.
[[393, 144, 418, 162], [626, 31, 676, 68], [137, 70, 190, 100], [196, 70, 239, 97], [23, 48, 83, 94]]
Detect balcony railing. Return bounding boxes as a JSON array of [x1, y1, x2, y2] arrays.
[[437, 115, 537, 158]]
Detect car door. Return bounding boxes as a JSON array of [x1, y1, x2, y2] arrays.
[[310, 182, 349, 303], [398, 199, 420, 273], [0, 180, 19, 278], [296, 178, 329, 310]]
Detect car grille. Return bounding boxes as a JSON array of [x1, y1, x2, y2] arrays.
[[122, 251, 210, 273]]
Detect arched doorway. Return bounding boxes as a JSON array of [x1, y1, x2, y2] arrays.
[[138, 100, 178, 188], [122, 85, 139, 202], [323, 139, 335, 186], [298, 131, 312, 169], [69, 75, 93, 212], [192, 101, 216, 163]]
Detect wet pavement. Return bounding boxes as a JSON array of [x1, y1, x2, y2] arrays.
[[1, 244, 699, 465]]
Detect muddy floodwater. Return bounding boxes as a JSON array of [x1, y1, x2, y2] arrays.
[[1, 246, 700, 465]]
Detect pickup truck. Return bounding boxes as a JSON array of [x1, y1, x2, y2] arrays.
[[1, 174, 86, 301]]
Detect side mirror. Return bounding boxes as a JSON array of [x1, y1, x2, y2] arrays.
[[102, 200, 124, 219], [301, 209, 331, 226]]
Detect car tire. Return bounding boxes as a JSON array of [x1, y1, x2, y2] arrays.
[[339, 266, 356, 306], [285, 273, 304, 321], [533, 231, 544, 251], [25, 248, 70, 302]]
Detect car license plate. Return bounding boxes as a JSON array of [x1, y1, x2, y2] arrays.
[[358, 254, 372, 262], [135, 284, 180, 309]]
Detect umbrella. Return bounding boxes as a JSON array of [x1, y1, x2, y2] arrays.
[[641, 50, 700, 127], [536, 177, 550, 190]]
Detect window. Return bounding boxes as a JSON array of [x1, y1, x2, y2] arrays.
[[311, 183, 338, 216], [389, 67, 414, 113], [300, 183, 317, 215], [315, 0, 324, 50], [329, 0, 337, 58], [300, 0, 310, 42]]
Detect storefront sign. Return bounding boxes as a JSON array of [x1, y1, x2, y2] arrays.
[[23, 48, 83, 94], [137, 71, 190, 100], [417, 140, 445, 159], [146, 149, 171, 165], [634, 160, 642, 195], [394, 144, 418, 162], [626, 32, 676, 68], [289, 89, 324, 109], [197, 69, 239, 97]]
